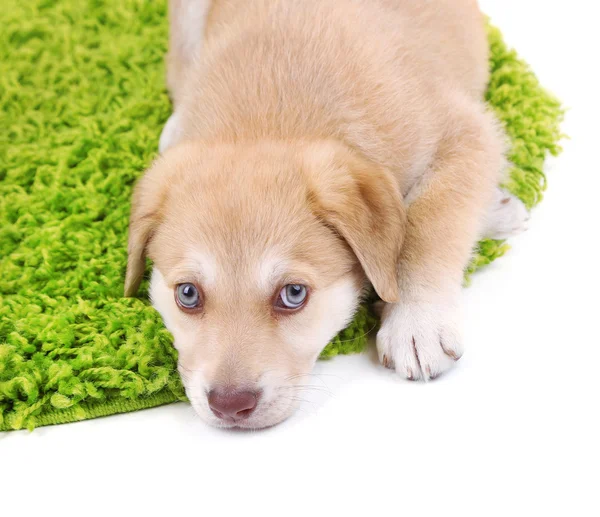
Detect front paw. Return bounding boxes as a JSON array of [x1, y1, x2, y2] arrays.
[[376, 298, 463, 381]]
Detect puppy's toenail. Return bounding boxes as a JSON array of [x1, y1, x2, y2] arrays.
[[406, 368, 415, 381], [441, 342, 461, 361], [424, 366, 439, 380], [383, 355, 396, 369], [501, 197, 511, 204]]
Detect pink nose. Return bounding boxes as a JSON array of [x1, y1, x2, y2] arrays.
[[207, 389, 259, 420]]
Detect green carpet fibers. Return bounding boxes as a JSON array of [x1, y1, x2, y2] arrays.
[[0, 0, 563, 431]]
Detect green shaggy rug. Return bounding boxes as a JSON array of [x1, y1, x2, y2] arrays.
[[0, 0, 563, 431]]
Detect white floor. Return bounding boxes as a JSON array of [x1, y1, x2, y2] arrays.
[[2, 1, 599, 516]]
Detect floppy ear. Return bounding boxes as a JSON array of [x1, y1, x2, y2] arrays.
[[304, 142, 406, 303], [124, 160, 169, 297]]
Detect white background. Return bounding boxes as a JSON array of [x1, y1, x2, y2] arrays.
[[1, 1, 599, 515]]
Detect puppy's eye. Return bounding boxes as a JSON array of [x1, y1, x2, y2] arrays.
[[175, 283, 202, 311], [276, 284, 308, 310]]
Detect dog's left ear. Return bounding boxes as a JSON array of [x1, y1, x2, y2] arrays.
[[303, 142, 406, 303], [124, 159, 170, 297]]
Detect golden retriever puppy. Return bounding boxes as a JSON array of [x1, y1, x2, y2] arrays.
[[125, 0, 528, 428]]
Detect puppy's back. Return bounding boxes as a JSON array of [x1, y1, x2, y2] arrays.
[[175, 0, 488, 189], [204, 0, 487, 94]]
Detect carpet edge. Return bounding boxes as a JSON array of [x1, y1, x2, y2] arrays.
[[0, 389, 181, 432]]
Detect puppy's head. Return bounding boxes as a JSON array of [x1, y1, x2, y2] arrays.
[[125, 140, 405, 428]]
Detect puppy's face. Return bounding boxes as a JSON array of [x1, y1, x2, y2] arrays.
[[125, 141, 404, 428]]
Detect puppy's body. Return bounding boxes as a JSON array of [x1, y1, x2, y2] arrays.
[[167, 0, 489, 196], [127, 0, 528, 428]]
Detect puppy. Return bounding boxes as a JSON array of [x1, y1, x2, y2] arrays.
[[125, 0, 528, 428]]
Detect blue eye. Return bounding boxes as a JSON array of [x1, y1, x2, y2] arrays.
[[175, 283, 202, 310], [278, 284, 308, 310]]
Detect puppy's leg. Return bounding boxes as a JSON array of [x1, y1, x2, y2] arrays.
[[377, 105, 505, 380], [166, 0, 211, 104], [480, 187, 530, 240], [160, 0, 212, 152]]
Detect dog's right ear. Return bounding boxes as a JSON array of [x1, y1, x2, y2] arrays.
[[124, 159, 170, 297]]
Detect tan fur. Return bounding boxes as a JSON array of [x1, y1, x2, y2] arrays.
[[126, 0, 506, 427]]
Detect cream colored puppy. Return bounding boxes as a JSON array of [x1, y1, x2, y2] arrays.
[[126, 0, 528, 428]]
